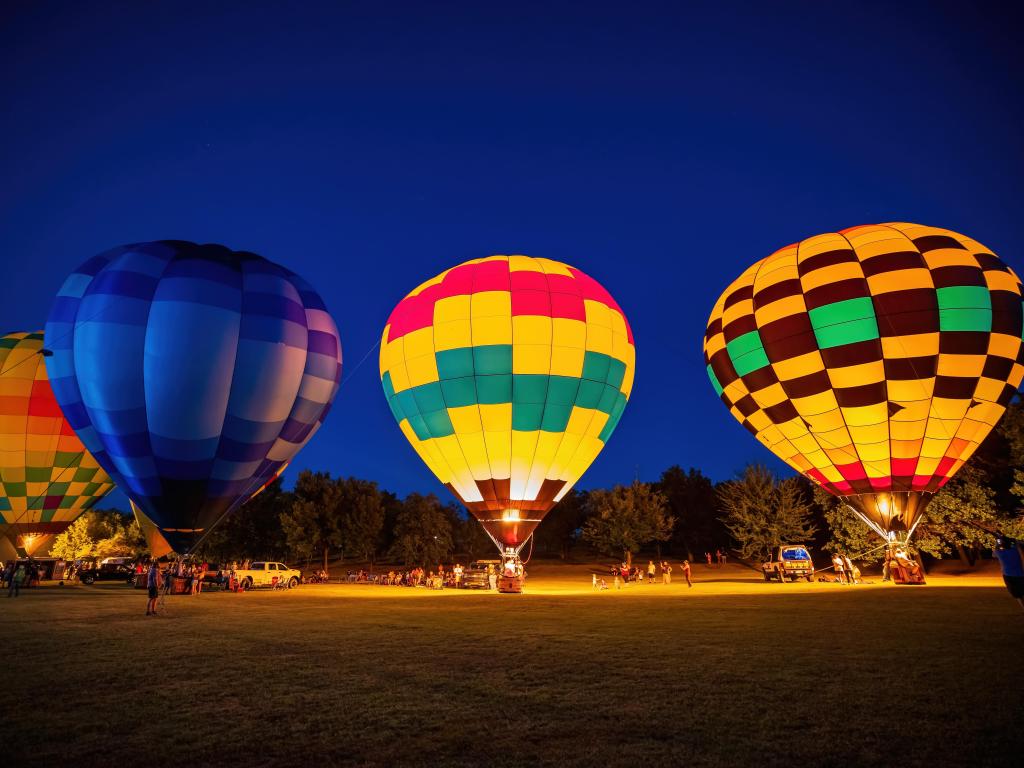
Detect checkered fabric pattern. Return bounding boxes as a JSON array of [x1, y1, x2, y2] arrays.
[[704, 223, 1024, 535], [0, 331, 114, 546], [380, 256, 635, 548], [45, 242, 342, 553]]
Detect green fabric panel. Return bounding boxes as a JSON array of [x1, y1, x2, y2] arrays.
[[422, 409, 455, 438], [54, 451, 80, 468], [26, 467, 51, 483], [512, 402, 545, 431], [726, 329, 771, 376], [597, 383, 620, 414], [575, 379, 605, 409], [48, 482, 69, 495], [540, 403, 573, 432], [513, 374, 549, 404], [599, 392, 629, 442], [40, 509, 55, 522], [813, 318, 880, 349], [83, 483, 100, 496], [387, 397, 405, 424], [472, 344, 513, 375], [407, 413, 431, 441], [582, 350, 611, 382], [440, 377, 477, 408], [411, 382, 445, 413], [73, 467, 97, 482], [58, 496, 74, 509], [546, 376, 579, 405], [5, 482, 26, 497], [939, 308, 992, 333], [707, 363, 724, 396], [606, 358, 627, 389], [0, 496, 10, 511], [936, 285, 992, 311], [0, 337, 18, 349], [436, 347, 474, 379], [809, 296, 880, 349], [381, 371, 395, 400], [395, 390, 419, 420], [475, 374, 513, 404]]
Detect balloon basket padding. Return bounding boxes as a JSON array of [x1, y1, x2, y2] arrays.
[[497, 575, 526, 593]]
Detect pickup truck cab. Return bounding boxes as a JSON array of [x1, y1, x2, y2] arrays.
[[236, 562, 302, 590], [762, 546, 815, 582]]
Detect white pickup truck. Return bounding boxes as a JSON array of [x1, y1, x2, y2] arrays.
[[236, 562, 302, 590]]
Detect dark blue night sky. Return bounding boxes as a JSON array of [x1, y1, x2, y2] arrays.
[[2, 1, 1021, 511]]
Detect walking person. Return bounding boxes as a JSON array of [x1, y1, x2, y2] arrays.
[[7, 564, 26, 597], [682, 560, 692, 588], [146, 561, 160, 615]]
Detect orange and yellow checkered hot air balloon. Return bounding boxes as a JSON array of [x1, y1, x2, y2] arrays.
[[704, 223, 1024, 543], [0, 331, 115, 555], [380, 256, 635, 556]]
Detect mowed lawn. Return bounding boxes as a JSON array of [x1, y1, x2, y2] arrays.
[[2, 565, 1022, 767]]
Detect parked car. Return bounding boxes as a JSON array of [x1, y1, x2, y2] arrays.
[[762, 545, 815, 582], [234, 562, 302, 590], [79, 562, 135, 585], [461, 560, 501, 589]]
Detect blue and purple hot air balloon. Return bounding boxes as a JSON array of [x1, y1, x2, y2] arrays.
[[45, 241, 342, 554]]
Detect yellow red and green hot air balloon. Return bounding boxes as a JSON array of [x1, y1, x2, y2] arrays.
[[0, 331, 115, 555], [380, 255, 635, 560], [704, 223, 1024, 544]]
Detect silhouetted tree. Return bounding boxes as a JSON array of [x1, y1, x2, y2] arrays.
[[337, 477, 385, 563], [719, 465, 816, 561], [532, 489, 588, 559], [581, 481, 673, 567], [657, 466, 720, 558], [281, 470, 343, 571], [390, 493, 453, 566]]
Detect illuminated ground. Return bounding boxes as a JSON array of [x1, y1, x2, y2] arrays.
[[3, 564, 1022, 767]]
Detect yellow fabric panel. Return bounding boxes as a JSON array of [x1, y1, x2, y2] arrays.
[[513, 344, 551, 375], [584, 299, 612, 328], [891, 438, 923, 459], [470, 315, 512, 346], [754, 295, 807, 325], [773, 351, 826, 381], [988, 333, 1021, 360], [509, 255, 544, 273], [890, 420, 927, 442], [985, 270, 1020, 293], [936, 354, 985, 378], [405, 353, 439, 388], [483, 431, 511, 478], [434, 294, 471, 321], [448, 405, 482, 433], [746, 410, 773, 433], [722, 297, 754, 329], [564, 406, 596, 436], [886, 379, 933, 403], [929, 398, 971, 421], [551, 432, 584, 479], [471, 290, 511, 319], [454, 432, 491, 480], [432, 318, 472, 352], [921, 250, 982, 269], [792, 390, 840, 417], [436, 434, 475, 491], [1011, 363, 1024, 389], [534, 258, 573, 277], [565, 438, 603, 483], [618, 344, 636, 396], [585, 411, 611, 439], [513, 314, 552, 345], [800, 262, 864, 291], [550, 346, 585, 377], [609, 310, 629, 340], [848, 422, 888, 445], [827, 361, 885, 389], [0, 465, 26, 482], [510, 430, 540, 499], [866, 269, 933, 295], [854, 440, 890, 464], [840, 403, 888, 427], [388, 363, 411, 393], [584, 324, 613, 355], [0, 378, 31, 396], [890, 399, 931, 422], [552, 317, 586, 348], [479, 403, 511, 432], [973, 378, 1006, 403]]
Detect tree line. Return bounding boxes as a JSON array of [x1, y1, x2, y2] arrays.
[[51, 403, 1024, 568]]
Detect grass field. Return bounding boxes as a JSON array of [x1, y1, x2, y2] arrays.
[[3, 564, 1022, 767]]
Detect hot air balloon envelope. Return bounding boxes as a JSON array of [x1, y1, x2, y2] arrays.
[[704, 223, 1023, 540], [380, 255, 635, 551], [45, 242, 342, 553]]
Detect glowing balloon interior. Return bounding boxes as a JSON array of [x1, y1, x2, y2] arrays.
[[45, 242, 342, 553], [0, 331, 115, 555], [704, 223, 1023, 540], [380, 255, 635, 553]]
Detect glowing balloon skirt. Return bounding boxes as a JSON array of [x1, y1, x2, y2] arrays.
[[704, 223, 1024, 538], [381, 256, 635, 550], [45, 242, 342, 554], [0, 331, 114, 555]]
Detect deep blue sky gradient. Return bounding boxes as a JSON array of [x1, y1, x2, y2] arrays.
[[2, 1, 1022, 511]]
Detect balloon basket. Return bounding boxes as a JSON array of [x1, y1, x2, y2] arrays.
[[497, 574, 526, 593]]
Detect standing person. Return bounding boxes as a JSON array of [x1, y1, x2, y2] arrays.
[[882, 549, 893, 582], [715, 549, 723, 567], [705, 551, 712, 567], [721, 550, 728, 567], [994, 536, 1024, 612], [682, 560, 692, 588], [146, 561, 160, 615], [832, 553, 846, 584], [7, 564, 26, 597], [843, 555, 856, 584], [487, 563, 497, 591], [613, 569, 621, 590], [2, 560, 13, 590], [662, 561, 673, 585], [592, 572, 598, 589], [647, 560, 656, 584]]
